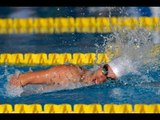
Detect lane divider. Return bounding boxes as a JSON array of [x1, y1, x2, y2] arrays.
[[1, 104, 160, 113], [0, 45, 159, 66], [0, 17, 159, 34], [0, 53, 110, 65]]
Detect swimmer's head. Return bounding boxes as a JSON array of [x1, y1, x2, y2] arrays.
[[92, 64, 117, 84], [102, 64, 117, 80], [108, 56, 134, 78]]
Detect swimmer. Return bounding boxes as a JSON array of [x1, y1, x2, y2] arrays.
[[9, 63, 117, 87]]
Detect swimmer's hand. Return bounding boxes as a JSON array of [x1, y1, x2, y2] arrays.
[[9, 75, 22, 87]]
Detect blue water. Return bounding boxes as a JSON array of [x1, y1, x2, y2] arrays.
[[0, 33, 159, 106], [0, 7, 159, 106], [0, 33, 111, 53], [0, 64, 159, 106]]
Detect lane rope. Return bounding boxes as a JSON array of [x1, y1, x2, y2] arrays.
[[0, 45, 159, 66], [0, 17, 159, 34], [0, 104, 160, 113]]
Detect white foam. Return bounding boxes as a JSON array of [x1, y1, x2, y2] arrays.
[[5, 71, 24, 97], [5, 83, 24, 97], [152, 32, 160, 44], [109, 88, 123, 100], [21, 80, 93, 96], [104, 27, 158, 79]]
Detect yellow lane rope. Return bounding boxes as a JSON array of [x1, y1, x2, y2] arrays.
[[0, 53, 110, 65], [0, 44, 159, 66], [0, 17, 159, 34], [0, 104, 160, 113]]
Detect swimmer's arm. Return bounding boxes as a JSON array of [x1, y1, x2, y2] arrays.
[[10, 68, 55, 86], [22, 69, 53, 85]]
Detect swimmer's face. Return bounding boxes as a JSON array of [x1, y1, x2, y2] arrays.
[[93, 65, 117, 84], [93, 68, 107, 84]]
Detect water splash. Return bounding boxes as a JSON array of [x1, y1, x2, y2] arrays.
[[4, 68, 24, 97], [103, 28, 159, 80], [5, 83, 24, 97]]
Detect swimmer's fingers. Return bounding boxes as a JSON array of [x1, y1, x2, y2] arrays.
[[9, 75, 21, 87]]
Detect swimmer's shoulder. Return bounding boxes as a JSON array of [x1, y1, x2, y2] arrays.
[[50, 64, 87, 72], [50, 64, 79, 69], [61, 64, 87, 72]]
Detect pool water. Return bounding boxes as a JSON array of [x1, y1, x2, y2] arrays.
[[0, 33, 159, 106]]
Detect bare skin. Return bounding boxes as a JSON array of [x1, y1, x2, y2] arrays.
[[9, 64, 117, 87]]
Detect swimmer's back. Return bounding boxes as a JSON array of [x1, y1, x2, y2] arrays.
[[48, 64, 87, 84], [49, 64, 85, 74]]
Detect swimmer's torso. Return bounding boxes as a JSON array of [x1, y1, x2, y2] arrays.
[[27, 64, 93, 93], [9, 64, 94, 95], [47, 64, 90, 85], [21, 64, 92, 95]]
